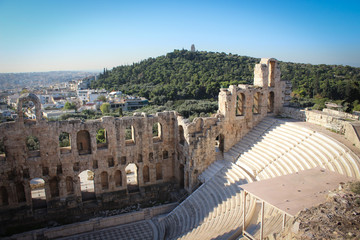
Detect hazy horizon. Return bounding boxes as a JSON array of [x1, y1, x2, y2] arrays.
[[1, 0, 360, 73]]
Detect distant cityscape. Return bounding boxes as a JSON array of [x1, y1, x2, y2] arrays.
[[0, 72, 149, 122]]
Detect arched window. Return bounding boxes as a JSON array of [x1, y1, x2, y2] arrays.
[[268, 91, 274, 113], [66, 176, 74, 194], [143, 165, 150, 183], [0, 186, 9, 206], [30, 178, 46, 209], [236, 93, 245, 116], [49, 177, 59, 198], [79, 170, 95, 201], [16, 183, 26, 203], [77, 130, 91, 155], [115, 170, 122, 187], [156, 163, 163, 180], [179, 126, 185, 145], [125, 125, 135, 145], [153, 122, 162, 141], [253, 92, 261, 114], [126, 163, 138, 192], [101, 172, 109, 190], [26, 135, 40, 157], [17, 93, 42, 122], [59, 132, 71, 154], [96, 128, 108, 149]]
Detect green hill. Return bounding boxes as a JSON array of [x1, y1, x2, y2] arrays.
[[91, 49, 360, 111]]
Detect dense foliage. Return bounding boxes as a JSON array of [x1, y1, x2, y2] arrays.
[[59, 132, 70, 147], [91, 50, 258, 102], [91, 50, 360, 111]]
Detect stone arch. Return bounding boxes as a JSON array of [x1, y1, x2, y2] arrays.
[[49, 177, 60, 198], [115, 170, 122, 187], [16, 182, 26, 203], [77, 130, 91, 155], [59, 132, 71, 154], [30, 178, 46, 209], [66, 176, 74, 194], [253, 92, 261, 114], [96, 128, 108, 149], [125, 163, 139, 192], [101, 171, 109, 190], [79, 170, 95, 201], [236, 93, 246, 116], [143, 165, 150, 183], [268, 91, 275, 113], [17, 93, 42, 122], [0, 186, 9, 206], [125, 125, 135, 145], [269, 60, 276, 87], [179, 125, 185, 145], [153, 122, 162, 141], [26, 135, 40, 157], [156, 163, 163, 180]]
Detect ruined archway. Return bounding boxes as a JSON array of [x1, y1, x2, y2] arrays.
[[30, 178, 46, 209], [17, 93, 42, 122], [77, 130, 91, 155], [125, 163, 138, 192], [79, 170, 95, 201], [268, 91, 274, 113]]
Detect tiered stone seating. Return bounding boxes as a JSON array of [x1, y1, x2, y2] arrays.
[[198, 160, 226, 183], [158, 162, 255, 240], [158, 117, 360, 240]]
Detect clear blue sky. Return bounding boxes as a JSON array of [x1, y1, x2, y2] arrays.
[[0, 0, 359, 72]]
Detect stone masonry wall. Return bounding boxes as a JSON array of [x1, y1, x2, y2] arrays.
[[0, 58, 289, 231]]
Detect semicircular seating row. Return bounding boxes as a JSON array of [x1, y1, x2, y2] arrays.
[[157, 117, 360, 240]]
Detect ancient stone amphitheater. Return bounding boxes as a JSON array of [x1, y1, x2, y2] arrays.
[[1, 58, 360, 240]]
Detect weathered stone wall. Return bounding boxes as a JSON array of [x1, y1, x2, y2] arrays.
[[177, 58, 289, 190], [0, 58, 290, 233], [0, 110, 178, 224], [281, 107, 360, 149]]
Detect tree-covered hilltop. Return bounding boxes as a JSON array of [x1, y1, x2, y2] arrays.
[[91, 50, 259, 104], [91, 50, 360, 111]]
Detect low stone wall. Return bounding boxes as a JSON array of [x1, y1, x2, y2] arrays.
[[7, 203, 177, 240], [322, 108, 359, 120], [281, 107, 360, 149]]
